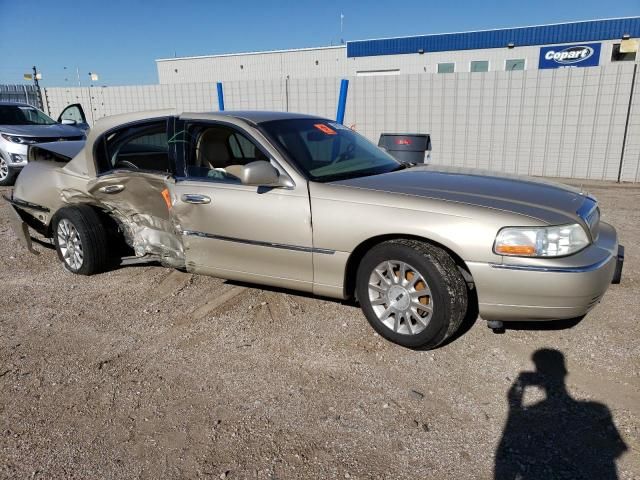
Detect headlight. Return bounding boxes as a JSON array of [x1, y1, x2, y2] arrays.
[[494, 224, 590, 257], [1, 134, 37, 144]]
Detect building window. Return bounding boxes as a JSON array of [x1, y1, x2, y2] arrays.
[[437, 63, 455, 74], [470, 60, 489, 72], [505, 59, 525, 71], [611, 43, 637, 62]]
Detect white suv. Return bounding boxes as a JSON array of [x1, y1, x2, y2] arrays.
[[0, 102, 87, 186]]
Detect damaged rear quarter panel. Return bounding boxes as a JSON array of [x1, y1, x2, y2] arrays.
[[84, 172, 185, 266], [15, 165, 187, 267]]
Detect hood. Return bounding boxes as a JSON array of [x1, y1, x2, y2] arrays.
[[332, 164, 592, 225], [0, 123, 84, 138]]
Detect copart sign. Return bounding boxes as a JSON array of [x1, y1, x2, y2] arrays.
[[538, 43, 601, 69]]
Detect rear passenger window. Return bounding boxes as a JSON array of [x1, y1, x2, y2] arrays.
[[95, 120, 170, 174]]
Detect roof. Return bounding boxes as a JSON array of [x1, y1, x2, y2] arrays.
[[154, 17, 639, 64], [0, 101, 31, 106], [63, 109, 326, 178], [346, 17, 640, 57], [156, 45, 345, 63], [182, 110, 325, 124]]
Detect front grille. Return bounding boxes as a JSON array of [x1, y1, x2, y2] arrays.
[[32, 136, 84, 143]]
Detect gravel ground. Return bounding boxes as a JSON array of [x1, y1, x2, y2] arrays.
[[0, 180, 638, 479]]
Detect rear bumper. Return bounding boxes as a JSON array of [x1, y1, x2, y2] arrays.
[[468, 221, 622, 322], [2, 197, 37, 254]]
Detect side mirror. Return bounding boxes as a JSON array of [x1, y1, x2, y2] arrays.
[[60, 119, 77, 125], [232, 161, 293, 188]]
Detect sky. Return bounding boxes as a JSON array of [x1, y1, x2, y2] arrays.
[[1, 0, 638, 86]]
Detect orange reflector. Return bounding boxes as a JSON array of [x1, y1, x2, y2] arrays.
[[496, 245, 536, 255], [161, 188, 172, 210]]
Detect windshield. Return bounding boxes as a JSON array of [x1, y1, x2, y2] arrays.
[[0, 105, 57, 126], [260, 119, 402, 182]]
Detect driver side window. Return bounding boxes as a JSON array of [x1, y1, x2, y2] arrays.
[[95, 120, 170, 174], [183, 123, 269, 182]]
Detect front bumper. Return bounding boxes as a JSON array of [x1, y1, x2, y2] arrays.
[[468, 221, 622, 322]]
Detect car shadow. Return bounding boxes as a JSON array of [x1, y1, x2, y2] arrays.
[[502, 316, 586, 331], [223, 278, 356, 305], [494, 348, 628, 479]]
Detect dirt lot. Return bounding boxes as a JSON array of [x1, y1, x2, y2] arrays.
[[0, 180, 638, 479]]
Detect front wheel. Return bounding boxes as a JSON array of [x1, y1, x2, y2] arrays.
[[0, 156, 17, 186], [356, 239, 468, 349]]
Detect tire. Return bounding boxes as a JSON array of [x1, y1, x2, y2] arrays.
[[356, 239, 468, 349], [0, 156, 17, 186], [52, 205, 109, 275]]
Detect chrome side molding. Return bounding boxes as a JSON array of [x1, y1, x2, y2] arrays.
[[489, 255, 613, 273]]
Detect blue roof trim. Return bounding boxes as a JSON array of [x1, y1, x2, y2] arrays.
[[347, 18, 640, 57]]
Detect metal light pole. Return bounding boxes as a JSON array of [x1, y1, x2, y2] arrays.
[[87, 72, 99, 124], [32, 66, 43, 109]]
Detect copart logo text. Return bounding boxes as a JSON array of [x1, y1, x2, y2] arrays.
[[544, 46, 594, 64]]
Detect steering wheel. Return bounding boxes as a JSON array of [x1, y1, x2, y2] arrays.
[[333, 143, 356, 164], [115, 160, 139, 170]]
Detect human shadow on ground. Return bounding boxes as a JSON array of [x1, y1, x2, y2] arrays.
[[495, 348, 628, 480]]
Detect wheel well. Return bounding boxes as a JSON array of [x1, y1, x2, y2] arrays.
[[343, 234, 475, 300], [47, 204, 123, 241]]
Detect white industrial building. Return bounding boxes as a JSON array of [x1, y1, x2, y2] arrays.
[[156, 17, 639, 83], [36, 17, 640, 182]]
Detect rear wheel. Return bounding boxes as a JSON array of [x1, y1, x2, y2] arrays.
[[53, 205, 109, 275], [356, 239, 468, 349]]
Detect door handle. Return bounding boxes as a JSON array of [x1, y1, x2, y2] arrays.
[[181, 194, 211, 204], [98, 184, 125, 194]]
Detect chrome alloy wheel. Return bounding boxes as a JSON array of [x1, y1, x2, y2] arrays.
[[57, 219, 84, 270], [0, 157, 8, 181], [368, 260, 434, 335]]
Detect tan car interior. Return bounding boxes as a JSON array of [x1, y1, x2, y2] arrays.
[[190, 126, 267, 180]]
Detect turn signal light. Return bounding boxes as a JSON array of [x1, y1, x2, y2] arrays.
[[495, 245, 536, 255]]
